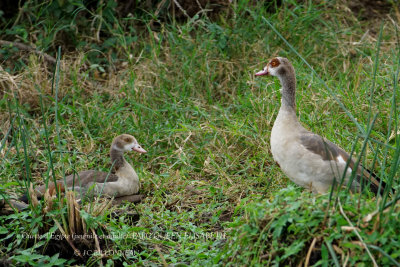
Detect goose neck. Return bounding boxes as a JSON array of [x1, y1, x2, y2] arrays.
[[279, 74, 296, 111], [110, 147, 126, 171]]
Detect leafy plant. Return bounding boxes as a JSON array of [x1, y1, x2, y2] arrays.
[[221, 186, 400, 266]]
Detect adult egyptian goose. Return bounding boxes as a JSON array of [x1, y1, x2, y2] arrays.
[[28, 134, 146, 200], [256, 57, 388, 195]]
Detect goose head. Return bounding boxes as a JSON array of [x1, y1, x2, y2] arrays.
[[255, 57, 294, 78], [113, 134, 147, 153]]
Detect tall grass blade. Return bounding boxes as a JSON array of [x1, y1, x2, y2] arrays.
[[367, 245, 400, 267], [38, 92, 57, 196], [325, 240, 340, 267], [367, 22, 384, 125], [13, 91, 31, 184]]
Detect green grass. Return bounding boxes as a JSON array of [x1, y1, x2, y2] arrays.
[[1, 0, 400, 265], [221, 186, 400, 266]]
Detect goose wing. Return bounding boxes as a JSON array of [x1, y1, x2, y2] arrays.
[[299, 133, 387, 195]]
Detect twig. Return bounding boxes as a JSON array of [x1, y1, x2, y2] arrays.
[[155, 245, 168, 267], [0, 40, 56, 64], [343, 252, 349, 267], [305, 237, 317, 267], [95, 0, 103, 42], [185, 185, 202, 195], [149, 0, 169, 29], [91, 228, 104, 266], [165, 198, 180, 209], [12, 1, 24, 28], [53, 218, 83, 258], [173, 0, 191, 19], [338, 200, 378, 267], [195, 0, 203, 10]]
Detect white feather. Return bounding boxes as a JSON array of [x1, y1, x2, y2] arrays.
[[336, 155, 352, 172]]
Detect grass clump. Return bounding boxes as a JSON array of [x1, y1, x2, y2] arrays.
[[221, 186, 400, 266]]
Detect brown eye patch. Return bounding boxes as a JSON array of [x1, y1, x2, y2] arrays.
[[270, 58, 280, 68], [124, 137, 133, 143]]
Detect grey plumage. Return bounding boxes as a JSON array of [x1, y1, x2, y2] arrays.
[[256, 57, 389, 195]]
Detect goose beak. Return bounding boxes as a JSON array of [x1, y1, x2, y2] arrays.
[[132, 145, 147, 154], [255, 66, 269, 76]]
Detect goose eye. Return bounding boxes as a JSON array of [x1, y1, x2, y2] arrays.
[[270, 58, 279, 67]]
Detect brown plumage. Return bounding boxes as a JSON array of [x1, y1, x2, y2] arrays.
[[299, 133, 386, 194], [41, 171, 119, 197], [22, 134, 146, 202]]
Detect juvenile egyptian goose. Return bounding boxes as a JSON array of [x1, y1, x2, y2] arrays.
[[28, 134, 146, 199], [256, 57, 388, 195]]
